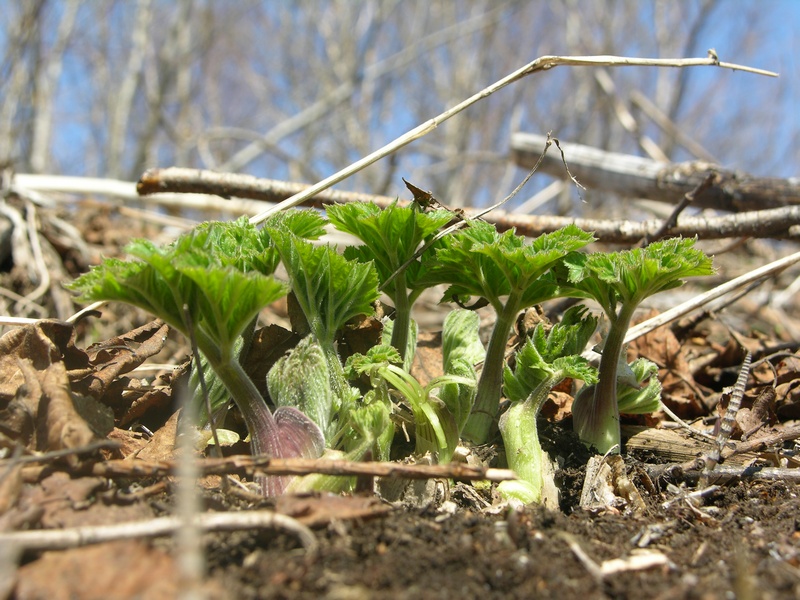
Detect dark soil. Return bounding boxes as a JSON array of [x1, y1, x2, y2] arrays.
[[209, 480, 800, 600]]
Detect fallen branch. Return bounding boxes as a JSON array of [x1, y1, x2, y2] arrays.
[[48, 455, 517, 483], [241, 53, 774, 225], [137, 167, 800, 242], [511, 132, 800, 212], [0, 510, 317, 553], [653, 463, 800, 485]]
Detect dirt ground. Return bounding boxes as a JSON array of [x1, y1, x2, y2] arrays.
[[2, 202, 800, 599]]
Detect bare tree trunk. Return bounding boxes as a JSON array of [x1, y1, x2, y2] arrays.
[[29, 0, 80, 174], [107, 0, 152, 178]]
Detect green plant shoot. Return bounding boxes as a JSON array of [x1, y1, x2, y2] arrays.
[[326, 201, 452, 362], [68, 220, 326, 495], [559, 237, 714, 453], [439, 309, 485, 435], [498, 306, 598, 505], [345, 344, 473, 463], [421, 221, 595, 443], [267, 227, 380, 421]]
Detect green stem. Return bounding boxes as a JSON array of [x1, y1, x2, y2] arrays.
[[321, 343, 353, 424], [583, 302, 638, 454], [211, 359, 280, 459], [462, 294, 521, 444], [499, 374, 558, 503], [389, 271, 411, 361]]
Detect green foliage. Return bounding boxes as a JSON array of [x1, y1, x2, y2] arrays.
[[328, 201, 451, 360], [419, 222, 595, 444], [558, 237, 714, 453], [498, 307, 598, 505], [68, 201, 709, 499], [345, 344, 471, 463], [439, 309, 484, 434], [267, 227, 380, 349], [421, 222, 595, 311], [68, 219, 326, 496], [560, 238, 715, 317], [327, 201, 451, 297]]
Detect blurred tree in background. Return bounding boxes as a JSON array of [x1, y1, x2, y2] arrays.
[[0, 0, 794, 215]]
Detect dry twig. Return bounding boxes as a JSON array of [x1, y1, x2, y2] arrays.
[[240, 53, 774, 225], [79, 456, 516, 482], [0, 511, 317, 554]]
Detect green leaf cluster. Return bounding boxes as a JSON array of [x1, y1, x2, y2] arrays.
[[420, 222, 595, 443], [498, 306, 598, 505], [68, 216, 329, 495], [558, 237, 713, 453], [327, 201, 452, 360]]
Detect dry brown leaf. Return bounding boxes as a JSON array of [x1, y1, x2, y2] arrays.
[[76, 320, 169, 401], [39, 361, 97, 457], [14, 541, 184, 600], [0, 320, 87, 402], [410, 331, 443, 389], [629, 310, 707, 418], [135, 410, 179, 462], [0, 463, 22, 517]]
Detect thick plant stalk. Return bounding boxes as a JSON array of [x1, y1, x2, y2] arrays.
[[462, 293, 522, 444], [389, 270, 412, 361], [498, 374, 557, 504], [576, 302, 638, 454], [211, 359, 324, 496]]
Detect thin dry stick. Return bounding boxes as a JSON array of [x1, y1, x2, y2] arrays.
[[247, 53, 776, 225], [70, 455, 517, 482], [0, 511, 317, 554]]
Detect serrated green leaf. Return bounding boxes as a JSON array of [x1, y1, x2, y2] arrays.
[[617, 358, 662, 414], [504, 307, 598, 403], [421, 222, 595, 311], [561, 237, 714, 311], [181, 265, 288, 350], [327, 201, 451, 293], [268, 228, 379, 348], [265, 208, 328, 241], [344, 343, 403, 378]]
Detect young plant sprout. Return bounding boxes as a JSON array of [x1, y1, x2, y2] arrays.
[[326, 201, 452, 363], [439, 309, 485, 435], [559, 237, 714, 454], [498, 306, 598, 505], [266, 226, 380, 425], [268, 335, 338, 444], [68, 219, 326, 495], [345, 344, 473, 463], [420, 221, 595, 444]]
